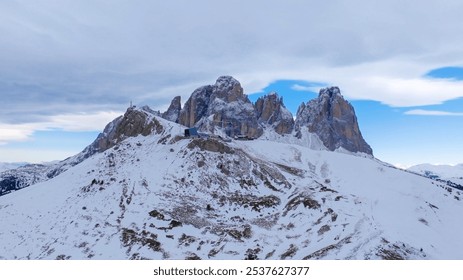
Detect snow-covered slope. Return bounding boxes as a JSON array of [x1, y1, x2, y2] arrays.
[[0, 114, 461, 260], [408, 164, 463, 186], [0, 152, 93, 196]]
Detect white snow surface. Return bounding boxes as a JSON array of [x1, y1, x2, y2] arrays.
[[258, 126, 326, 151], [0, 116, 462, 260]]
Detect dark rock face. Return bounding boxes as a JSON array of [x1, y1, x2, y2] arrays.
[[73, 106, 162, 161], [84, 116, 123, 156], [187, 138, 234, 154], [178, 76, 262, 138], [176, 77, 371, 151], [94, 107, 163, 152], [162, 96, 181, 122], [295, 87, 373, 155], [211, 76, 245, 102], [178, 85, 213, 128], [255, 92, 294, 135]]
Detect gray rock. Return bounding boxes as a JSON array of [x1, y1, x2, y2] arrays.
[[178, 85, 213, 128], [295, 87, 372, 155], [162, 96, 181, 122], [255, 92, 294, 135], [179, 76, 263, 138], [97, 106, 163, 151]]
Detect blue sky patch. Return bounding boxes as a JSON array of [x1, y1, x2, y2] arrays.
[[425, 66, 463, 80], [248, 80, 324, 113], [6, 130, 99, 152]]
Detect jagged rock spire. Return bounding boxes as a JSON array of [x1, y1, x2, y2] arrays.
[[178, 76, 262, 138], [295, 86, 373, 155], [255, 92, 294, 135], [162, 96, 181, 123], [169, 77, 372, 154]]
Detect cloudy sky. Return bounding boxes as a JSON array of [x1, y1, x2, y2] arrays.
[[0, 0, 462, 166]]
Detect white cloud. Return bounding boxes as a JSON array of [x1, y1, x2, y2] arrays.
[[47, 111, 122, 131], [291, 84, 312, 91], [2, 0, 463, 146], [0, 124, 36, 144], [291, 84, 323, 93], [331, 73, 463, 107], [0, 111, 122, 144], [404, 109, 463, 116], [1, 1, 463, 112]]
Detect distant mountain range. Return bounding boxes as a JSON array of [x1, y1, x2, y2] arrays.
[[0, 76, 462, 260], [408, 163, 463, 188], [0, 162, 27, 173]]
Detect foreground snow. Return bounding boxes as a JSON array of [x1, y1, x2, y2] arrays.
[[0, 117, 462, 260]]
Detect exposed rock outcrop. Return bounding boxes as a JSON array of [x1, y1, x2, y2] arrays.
[[178, 85, 213, 128], [255, 92, 294, 135], [175, 77, 371, 153], [178, 76, 262, 138], [1, 106, 165, 197], [162, 96, 181, 122], [295, 87, 372, 155], [94, 106, 163, 152]]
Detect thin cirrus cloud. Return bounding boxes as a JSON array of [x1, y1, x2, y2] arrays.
[[290, 84, 325, 93], [404, 109, 463, 116], [291, 84, 315, 92]]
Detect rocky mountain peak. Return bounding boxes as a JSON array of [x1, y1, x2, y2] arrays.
[[178, 76, 262, 138], [162, 96, 181, 122], [255, 92, 294, 135], [178, 85, 213, 128], [295, 87, 373, 155], [92, 106, 164, 153], [319, 86, 341, 98], [212, 76, 244, 102], [172, 78, 371, 153]]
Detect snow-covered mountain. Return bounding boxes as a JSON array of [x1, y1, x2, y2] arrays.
[[408, 164, 463, 187], [0, 77, 462, 260], [0, 162, 27, 173], [0, 146, 96, 196], [0, 77, 369, 197]]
